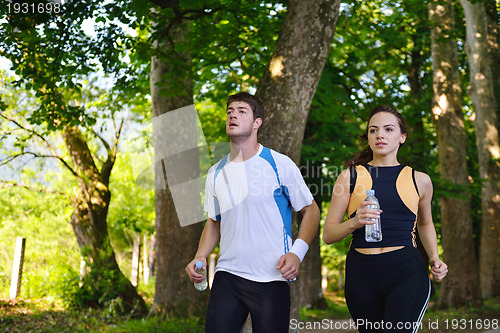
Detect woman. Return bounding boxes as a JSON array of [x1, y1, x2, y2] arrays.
[[323, 105, 448, 333]]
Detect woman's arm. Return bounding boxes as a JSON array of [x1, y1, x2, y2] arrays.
[[323, 169, 379, 244], [415, 171, 448, 281]]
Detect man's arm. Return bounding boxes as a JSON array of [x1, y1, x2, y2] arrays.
[[185, 218, 221, 283], [297, 200, 321, 244], [276, 200, 320, 280]]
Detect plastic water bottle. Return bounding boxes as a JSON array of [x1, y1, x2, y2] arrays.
[[194, 261, 208, 291], [365, 190, 382, 242]]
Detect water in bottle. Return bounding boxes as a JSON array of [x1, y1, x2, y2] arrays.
[[194, 260, 208, 291], [365, 189, 382, 242]]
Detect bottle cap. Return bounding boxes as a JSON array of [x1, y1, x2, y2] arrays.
[[195, 261, 203, 269], [366, 189, 375, 196]]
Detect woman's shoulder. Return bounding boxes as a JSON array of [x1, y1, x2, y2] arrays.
[[412, 169, 433, 194], [412, 169, 431, 181], [337, 167, 352, 181]]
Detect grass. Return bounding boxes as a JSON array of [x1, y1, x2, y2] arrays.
[[1, 295, 499, 332], [299, 292, 500, 333], [0, 298, 204, 333], [299, 291, 351, 320], [419, 297, 500, 333]]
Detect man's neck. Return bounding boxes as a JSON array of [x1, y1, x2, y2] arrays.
[[229, 139, 260, 162]]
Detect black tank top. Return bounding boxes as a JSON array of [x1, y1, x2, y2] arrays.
[[348, 164, 420, 248]]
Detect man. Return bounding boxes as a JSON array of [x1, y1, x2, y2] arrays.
[[185, 92, 320, 333]]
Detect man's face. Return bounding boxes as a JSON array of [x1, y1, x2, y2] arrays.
[[226, 101, 260, 139]]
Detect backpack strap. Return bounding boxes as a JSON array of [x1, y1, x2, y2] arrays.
[[412, 168, 420, 197]]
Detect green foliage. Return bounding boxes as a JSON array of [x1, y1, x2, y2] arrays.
[[0, 0, 489, 320], [0, 188, 79, 300], [0, 100, 151, 311], [330, 0, 439, 169], [108, 136, 155, 234], [299, 293, 351, 320], [136, 276, 156, 301], [301, 62, 363, 204], [102, 316, 204, 333], [0, 297, 204, 333], [0, 42, 153, 309], [103, 120, 157, 282], [196, 99, 227, 145], [188, 1, 285, 103], [64, 247, 146, 317], [2, 296, 500, 332], [0, 0, 147, 130]]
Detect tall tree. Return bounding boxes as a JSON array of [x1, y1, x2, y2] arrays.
[[255, 0, 342, 320], [484, 0, 500, 128], [322, 0, 438, 170], [62, 125, 148, 314], [300, 63, 362, 309], [0, 90, 148, 315], [147, 1, 207, 317], [458, 0, 500, 299], [0, 0, 149, 314], [145, 0, 289, 318], [428, 0, 482, 307]]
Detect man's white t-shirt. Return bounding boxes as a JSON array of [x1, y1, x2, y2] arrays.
[[204, 144, 314, 282]]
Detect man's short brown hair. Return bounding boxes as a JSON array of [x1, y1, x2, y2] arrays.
[[226, 92, 265, 123]]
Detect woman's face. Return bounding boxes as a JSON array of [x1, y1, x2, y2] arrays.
[[367, 112, 407, 157]]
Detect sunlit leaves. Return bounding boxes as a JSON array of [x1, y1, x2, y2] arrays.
[[0, 0, 145, 130], [187, 1, 286, 103]]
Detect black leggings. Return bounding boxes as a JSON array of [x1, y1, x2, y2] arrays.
[[345, 247, 430, 333], [205, 271, 290, 333]]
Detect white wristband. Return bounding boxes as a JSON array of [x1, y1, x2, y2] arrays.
[[290, 238, 309, 263]]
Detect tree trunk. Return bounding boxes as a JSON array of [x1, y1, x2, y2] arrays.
[[63, 126, 147, 315], [295, 202, 327, 310], [484, 0, 500, 129], [255, 0, 341, 325], [149, 4, 207, 318], [459, 0, 500, 299], [428, 0, 482, 308], [257, 0, 341, 162], [406, 26, 433, 291], [406, 37, 431, 173]]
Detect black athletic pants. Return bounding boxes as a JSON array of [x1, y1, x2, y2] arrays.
[[345, 247, 431, 333], [205, 271, 290, 333]]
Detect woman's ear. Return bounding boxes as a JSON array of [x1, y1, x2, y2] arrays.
[[400, 133, 407, 145]]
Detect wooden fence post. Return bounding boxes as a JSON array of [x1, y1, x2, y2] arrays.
[[322, 265, 328, 293], [10, 237, 26, 300], [131, 236, 140, 287], [148, 234, 156, 277], [79, 258, 86, 287], [143, 233, 150, 285]]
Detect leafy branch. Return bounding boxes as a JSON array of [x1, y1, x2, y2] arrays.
[[0, 179, 71, 200], [0, 110, 79, 178]]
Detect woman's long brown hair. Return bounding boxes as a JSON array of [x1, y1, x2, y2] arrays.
[[344, 105, 409, 167]]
